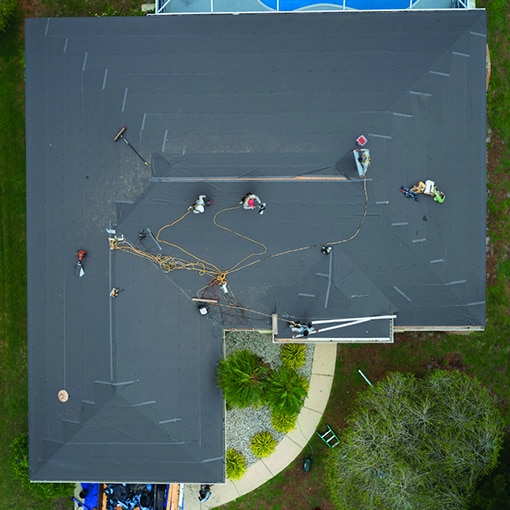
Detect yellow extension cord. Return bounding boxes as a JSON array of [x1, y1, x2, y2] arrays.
[[111, 179, 369, 322]]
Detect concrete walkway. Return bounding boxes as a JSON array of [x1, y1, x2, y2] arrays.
[[184, 343, 337, 509]]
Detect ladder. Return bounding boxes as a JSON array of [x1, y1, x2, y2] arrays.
[[317, 424, 340, 448]]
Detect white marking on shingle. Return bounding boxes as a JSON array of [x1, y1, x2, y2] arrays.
[[162, 129, 168, 152], [393, 286, 412, 302], [132, 401, 157, 407], [102, 68, 108, 90], [121, 88, 128, 112], [368, 133, 392, 139], [430, 70, 450, 77], [82, 52, 88, 72], [409, 91, 432, 97]]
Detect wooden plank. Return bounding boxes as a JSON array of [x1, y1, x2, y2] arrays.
[[99, 484, 107, 510], [151, 176, 350, 183], [166, 484, 179, 510]]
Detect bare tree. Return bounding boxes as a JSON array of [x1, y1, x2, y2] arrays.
[[326, 371, 503, 510]]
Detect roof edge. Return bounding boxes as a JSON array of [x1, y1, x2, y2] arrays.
[[394, 325, 484, 333]]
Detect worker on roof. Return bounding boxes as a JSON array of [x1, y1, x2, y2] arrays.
[[289, 321, 317, 338], [352, 148, 370, 178], [424, 180, 445, 203], [411, 180, 446, 203], [240, 193, 266, 215], [192, 194, 214, 214]]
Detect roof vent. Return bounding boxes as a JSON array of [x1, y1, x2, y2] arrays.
[[57, 390, 69, 402]]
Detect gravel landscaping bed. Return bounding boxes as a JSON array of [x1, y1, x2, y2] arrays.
[[224, 330, 314, 467]]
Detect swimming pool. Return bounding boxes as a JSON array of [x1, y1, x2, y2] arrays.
[[260, 0, 417, 10], [156, 0, 461, 16]]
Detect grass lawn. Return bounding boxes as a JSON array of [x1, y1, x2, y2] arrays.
[[0, 1, 508, 509], [0, 14, 50, 510]]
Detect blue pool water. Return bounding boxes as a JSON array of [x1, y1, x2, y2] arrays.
[[261, 0, 416, 10]]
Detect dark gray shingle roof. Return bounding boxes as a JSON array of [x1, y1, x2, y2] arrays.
[[26, 9, 486, 482]]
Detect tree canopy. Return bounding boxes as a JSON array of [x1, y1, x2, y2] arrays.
[[0, 0, 17, 33], [470, 435, 510, 510], [326, 371, 503, 510]]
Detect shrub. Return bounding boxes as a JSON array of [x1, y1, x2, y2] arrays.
[[264, 366, 309, 416], [280, 343, 306, 370], [0, 0, 17, 32], [226, 448, 247, 480], [271, 411, 298, 433], [95, 5, 145, 16], [10, 433, 28, 483], [217, 349, 269, 408], [10, 433, 73, 499], [250, 431, 277, 458]]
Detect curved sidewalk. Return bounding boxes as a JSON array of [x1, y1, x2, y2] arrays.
[[184, 343, 337, 509]]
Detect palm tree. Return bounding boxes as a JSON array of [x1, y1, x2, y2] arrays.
[[264, 366, 309, 416], [216, 349, 269, 408]]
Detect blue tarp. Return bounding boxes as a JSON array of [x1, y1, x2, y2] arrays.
[[80, 483, 99, 510]]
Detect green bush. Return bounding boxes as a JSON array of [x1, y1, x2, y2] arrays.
[[10, 433, 29, 485], [250, 431, 277, 458], [264, 366, 309, 416], [10, 433, 74, 499], [226, 448, 247, 480], [271, 411, 298, 433], [280, 343, 307, 370], [217, 349, 269, 408], [0, 0, 17, 32]]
